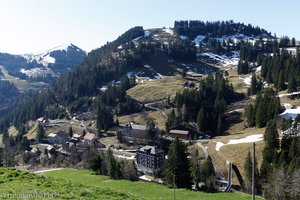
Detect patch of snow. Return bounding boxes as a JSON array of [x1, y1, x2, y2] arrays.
[[193, 35, 206, 47], [255, 66, 261, 73], [154, 73, 164, 79], [227, 109, 244, 114], [21, 44, 78, 67], [239, 76, 252, 86], [114, 154, 135, 160], [197, 51, 239, 67], [100, 86, 108, 92], [180, 35, 188, 40], [139, 175, 152, 182], [132, 36, 143, 42], [144, 30, 151, 37], [117, 45, 123, 49], [216, 134, 263, 151], [284, 103, 292, 109], [162, 28, 174, 35], [181, 63, 190, 69], [144, 64, 152, 69], [127, 71, 135, 78], [20, 67, 53, 77], [43, 54, 56, 64], [280, 106, 300, 120], [278, 91, 300, 98], [216, 142, 225, 151]]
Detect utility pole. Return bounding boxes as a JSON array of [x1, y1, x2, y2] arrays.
[[173, 174, 176, 200], [252, 142, 255, 200]]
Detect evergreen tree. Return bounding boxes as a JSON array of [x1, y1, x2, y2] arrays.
[[255, 99, 266, 128], [250, 73, 258, 95], [89, 155, 102, 175], [201, 156, 216, 190], [2, 129, 9, 145], [166, 109, 176, 131], [181, 69, 187, 78], [245, 104, 255, 127], [68, 126, 73, 138], [163, 137, 192, 188], [244, 150, 261, 194], [264, 120, 279, 151], [196, 107, 205, 132], [288, 75, 297, 93], [261, 120, 279, 185], [192, 162, 201, 190], [36, 124, 45, 143], [276, 70, 285, 90], [216, 114, 222, 135], [182, 104, 188, 123], [107, 148, 123, 179], [146, 120, 157, 144], [244, 151, 252, 183]]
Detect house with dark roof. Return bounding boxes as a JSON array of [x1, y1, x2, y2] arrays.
[[169, 125, 199, 140], [169, 129, 191, 140], [121, 122, 148, 144], [83, 133, 98, 145], [48, 131, 69, 144], [82, 133, 105, 148], [136, 145, 165, 174]]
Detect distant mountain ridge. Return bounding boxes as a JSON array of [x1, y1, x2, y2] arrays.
[[0, 43, 86, 82]]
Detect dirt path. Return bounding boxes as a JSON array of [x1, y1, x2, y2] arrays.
[[34, 168, 64, 174], [197, 142, 225, 180]]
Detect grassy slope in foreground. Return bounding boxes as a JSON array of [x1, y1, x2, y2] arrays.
[[44, 169, 263, 200], [0, 168, 134, 200]]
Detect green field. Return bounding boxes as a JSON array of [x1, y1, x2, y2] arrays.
[[0, 66, 46, 92], [0, 168, 134, 200], [43, 169, 262, 200]]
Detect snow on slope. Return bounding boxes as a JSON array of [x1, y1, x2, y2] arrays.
[[280, 106, 300, 120], [197, 51, 240, 67], [162, 28, 174, 35], [255, 66, 261, 73], [278, 91, 300, 98], [21, 43, 76, 67], [216, 134, 263, 151], [133, 30, 151, 42], [239, 76, 252, 86], [193, 35, 206, 47]]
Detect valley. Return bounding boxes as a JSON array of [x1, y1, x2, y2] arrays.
[[0, 19, 300, 200]]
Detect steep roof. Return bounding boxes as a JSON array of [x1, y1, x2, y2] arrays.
[[131, 124, 147, 130], [84, 133, 97, 141], [139, 145, 164, 154], [169, 129, 189, 135]]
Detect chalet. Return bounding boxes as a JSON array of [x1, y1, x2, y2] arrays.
[[184, 81, 195, 88], [46, 145, 56, 154], [36, 117, 49, 124], [48, 131, 69, 145], [121, 122, 148, 143], [169, 129, 191, 140], [136, 146, 165, 174], [169, 125, 199, 140], [83, 133, 98, 145]]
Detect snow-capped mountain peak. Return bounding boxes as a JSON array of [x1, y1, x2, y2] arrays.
[[21, 43, 86, 67]]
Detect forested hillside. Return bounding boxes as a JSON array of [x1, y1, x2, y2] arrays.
[[0, 20, 278, 132], [1, 20, 300, 199]]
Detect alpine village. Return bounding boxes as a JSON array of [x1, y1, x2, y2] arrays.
[[1, 20, 300, 200]]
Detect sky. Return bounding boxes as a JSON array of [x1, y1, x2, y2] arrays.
[[0, 0, 299, 54]]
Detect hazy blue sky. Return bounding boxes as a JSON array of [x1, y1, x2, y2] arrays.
[[0, 0, 299, 54]]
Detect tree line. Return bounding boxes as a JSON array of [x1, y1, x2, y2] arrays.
[[174, 20, 270, 39], [166, 72, 234, 136]]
